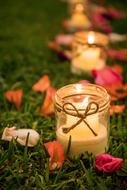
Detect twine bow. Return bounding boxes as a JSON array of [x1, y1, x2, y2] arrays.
[[62, 101, 99, 136]]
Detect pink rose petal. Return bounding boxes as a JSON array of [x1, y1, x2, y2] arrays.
[[96, 153, 124, 173], [107, 49, 126, 61], [108, 7, 126, 19], [91, 11, 112, 33], [55, 34, 73, 46], [92, 66, 122, 85]]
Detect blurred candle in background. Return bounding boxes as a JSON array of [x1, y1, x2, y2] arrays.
[[71, 31, 108, 74]]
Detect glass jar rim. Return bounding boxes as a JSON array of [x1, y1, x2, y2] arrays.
[[55, 83, 110, 111], [74, 31, 109, 46]]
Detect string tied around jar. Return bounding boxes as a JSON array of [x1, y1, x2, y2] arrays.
[[73, 43, 107, 58], [61, 101, 99, 136]]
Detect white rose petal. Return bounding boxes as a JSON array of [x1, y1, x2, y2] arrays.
[[2, 127, 40, 147]]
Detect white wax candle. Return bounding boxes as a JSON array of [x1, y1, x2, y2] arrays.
[[66, 112, 99, 139], [72, 47, 105, 72], [56, 124, 108, 156], [69, 13, 91, 28], [56, 95, 108, 156], [72, 32, 106, 72], [69, 4, 91, 28]]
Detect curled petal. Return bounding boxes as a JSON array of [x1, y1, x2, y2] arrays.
[[4, 89, 23, 110], [92, 14, 107, 23], [107, 49, 126, 61], [55, 34, 73, 46], [104, 81, 127, 101], [40, 87, 56, 116], [92, 67, 127, 101], [92, 66, 122, 85], [2, 127, 39, 147], [32, 75, 50, 92], [96, 153, 124, 173], [44, 141, 65, 170], [108, 6, 126, 19], [92, 13, 112, 33], [110, 105, 125, 115]]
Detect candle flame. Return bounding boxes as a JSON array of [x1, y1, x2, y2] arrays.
[[88, 32, 95, 44]]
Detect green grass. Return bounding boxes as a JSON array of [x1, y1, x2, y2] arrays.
[[0, 0, 127, 189]]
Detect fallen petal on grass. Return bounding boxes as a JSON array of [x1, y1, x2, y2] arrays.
[[110, 104, 125, 115], [92, 66, 122, 85], [44, 141, 65, 170], [55, 34, 73, 46], [2, 127, 40, 147], [96, 153, 124, 173], [32, 75, 50, 92], [4, 89, 23, 110], [40, 87, 56, 116]]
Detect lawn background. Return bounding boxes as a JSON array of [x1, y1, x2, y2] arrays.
[[0, 0, 127, 189]]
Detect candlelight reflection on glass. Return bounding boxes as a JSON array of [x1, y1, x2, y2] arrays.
[[55, 83, 110, 156], [71, 31, 109, 74]]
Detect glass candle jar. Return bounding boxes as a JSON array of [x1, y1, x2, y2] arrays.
[[71, 31, 109, 74], [55, 83, 110, 156], [67, 1, 91, 31], [68, 0, 88, 14]]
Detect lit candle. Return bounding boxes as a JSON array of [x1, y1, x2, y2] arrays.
[[65, 84, 99, 138], [56, 124, 107, 156], [68, 3, 91, 29], [55, 84, 110, 156], [71, 32, 106, 73]]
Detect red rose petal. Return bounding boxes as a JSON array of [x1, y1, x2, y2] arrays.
[[32, 75, 50, 92], [110, 104, 125, 115], [44, 141, 65, 170], [103, 81, 127, 101], [40, 87, 56, 116]]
